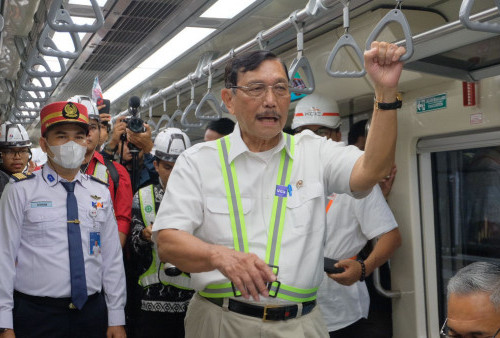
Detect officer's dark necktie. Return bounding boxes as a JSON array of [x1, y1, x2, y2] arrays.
[[61, 181, 88, 310]]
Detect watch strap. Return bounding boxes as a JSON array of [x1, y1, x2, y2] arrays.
[[374, 95, 402, 110]]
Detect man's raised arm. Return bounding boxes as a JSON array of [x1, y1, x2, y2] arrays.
[[350, 41, 406, 193]]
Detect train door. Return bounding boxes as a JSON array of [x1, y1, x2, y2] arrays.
[[418, 130, 500, 337]]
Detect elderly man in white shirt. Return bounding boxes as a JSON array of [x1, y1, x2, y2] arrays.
[[153, 41, 406, 338]]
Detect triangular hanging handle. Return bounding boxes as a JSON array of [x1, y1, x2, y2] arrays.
[[181, 76, 203, 128], [459, 0, 500, 33], [288, 12, 315, 94], [25, 53, 66, 77], [38, 23, 82, 59], [326, 33, 366, 78], [17, 89, 49, 103], [195, 64, 222, 121], [195, 92, 222, 121], [20, 73, 57, 92], [167, 109, 185, 129], [181, 101, 203, 128], [146, 106, 158, 133], [289, 56, 316, 93], [365, 6, 414, 62], [48, 0, 104, 33]]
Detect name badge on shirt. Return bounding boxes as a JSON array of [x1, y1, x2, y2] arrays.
[[89, 232, 101, 256], [275, 185, 288, 197], [31, 201, 53, 208]]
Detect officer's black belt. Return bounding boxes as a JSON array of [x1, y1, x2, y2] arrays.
[[201, 295, 316, 321], [14, 290, 101, 310]]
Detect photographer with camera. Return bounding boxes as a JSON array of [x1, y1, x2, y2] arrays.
[[103, 97, 157, 193]]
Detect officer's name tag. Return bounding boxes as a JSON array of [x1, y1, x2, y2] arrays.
[[275, 185, 288, 197], [31, 201, 52, 208], [89, 232, 101, 256]]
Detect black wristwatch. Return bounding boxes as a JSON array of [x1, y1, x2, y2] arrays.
[[374, 94, 403, 110]]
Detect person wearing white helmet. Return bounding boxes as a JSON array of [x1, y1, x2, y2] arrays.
[[0, 122, 32, 176], [128, 128, 194, 338], [291, 95, 401, 338], [291, 94, 342, 141]]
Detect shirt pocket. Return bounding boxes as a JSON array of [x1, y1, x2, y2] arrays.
[[205, 196, 253, 245], [286, 182, 324, 234], [79, 207, 107, 232], [24, 208, 64, 247]]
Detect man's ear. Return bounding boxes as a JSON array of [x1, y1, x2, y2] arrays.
[[221, 88, 235, 116], [39, 136, 48, 153]]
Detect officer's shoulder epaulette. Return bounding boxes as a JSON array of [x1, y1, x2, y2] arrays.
[[11, 172, 36, 182], [89, 175, 109, 186]]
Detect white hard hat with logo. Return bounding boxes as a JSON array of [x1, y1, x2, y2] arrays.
[[152, 128, 191, 162], [67, 95, 99, 120], [0, 122, 32, 148], [291, 94, 341, 130]]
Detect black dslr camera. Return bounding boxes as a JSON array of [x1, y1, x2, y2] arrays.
[[120, 96, 145, 148]]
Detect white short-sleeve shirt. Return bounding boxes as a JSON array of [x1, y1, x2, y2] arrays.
[[153, 125, 364, 303], [318, 185, 398, 331]]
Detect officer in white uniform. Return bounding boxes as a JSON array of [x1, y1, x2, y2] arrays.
[[153, 41, 406, 338], [292, 95, 401, 337], [0, 101, 126, 338]]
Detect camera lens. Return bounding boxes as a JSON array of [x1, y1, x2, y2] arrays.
[[127, 117, 144, 133]]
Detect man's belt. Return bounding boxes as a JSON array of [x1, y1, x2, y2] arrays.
[[201, 295, 316, 321], [14, 290, 101, 310]]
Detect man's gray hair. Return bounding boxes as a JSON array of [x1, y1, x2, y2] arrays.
[[447, 262, 500, 310]]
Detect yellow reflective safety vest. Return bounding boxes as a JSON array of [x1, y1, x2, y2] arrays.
[[137, 184, 191, 290]]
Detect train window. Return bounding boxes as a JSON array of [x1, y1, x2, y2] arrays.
[[430, 145, 500, 325]]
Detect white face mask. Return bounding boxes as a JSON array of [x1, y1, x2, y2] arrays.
[[47, 141, 86, 169]]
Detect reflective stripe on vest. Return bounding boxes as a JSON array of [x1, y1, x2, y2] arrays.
[[92, 162, 109, 183], [201, 134, 317, 302], [138, 185, 191, 290]]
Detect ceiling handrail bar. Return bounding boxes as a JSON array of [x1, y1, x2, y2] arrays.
[[117, 0, 336, 117], [365, 0, 414, 62], [288, 11, 316, 94], [47, 0, 104, 33], [459, 0, 500, 33], [195, 63, 222, 121], [325, 0, 366, 78]]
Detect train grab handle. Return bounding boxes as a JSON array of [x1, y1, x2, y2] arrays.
[[365, 0, 414, 62], [459, 0, 500, 34]]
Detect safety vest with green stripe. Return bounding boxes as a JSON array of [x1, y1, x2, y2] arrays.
[[200, 134, 318, 303], [137, 184, 192, 290], [91, 162, 109, 183]]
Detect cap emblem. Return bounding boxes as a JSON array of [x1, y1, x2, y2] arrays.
[[63, 102, 79, 119]]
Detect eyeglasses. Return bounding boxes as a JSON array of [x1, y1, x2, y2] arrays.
[[1, 148, 30, 157], [230, 82, 290, 98], [440, 318, 500, 338]]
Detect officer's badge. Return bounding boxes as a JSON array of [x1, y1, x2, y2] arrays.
[[91, 195, 101, 200], [63, 102, 79, 119], [11, 172, 35, 182]]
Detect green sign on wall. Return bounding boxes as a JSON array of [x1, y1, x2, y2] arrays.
[[416, 93, 447, 113]]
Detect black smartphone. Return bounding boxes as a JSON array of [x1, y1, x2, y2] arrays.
[[324, 257, 345, 274]]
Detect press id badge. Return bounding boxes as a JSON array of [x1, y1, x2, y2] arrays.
[[89, 232, 101, 256]]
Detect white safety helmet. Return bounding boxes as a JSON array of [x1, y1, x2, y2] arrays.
[[152, 128, 191, 162], [67, 95, 99, 120], [291, 94, 341, 130], [0, 122, 32, 148]]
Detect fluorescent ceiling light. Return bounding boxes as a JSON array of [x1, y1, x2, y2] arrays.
[[200, 0, 257, 19], [104, 26, 215, 103], [69, 0, 108, 6]]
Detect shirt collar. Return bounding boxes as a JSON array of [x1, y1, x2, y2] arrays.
[[42, 163, 87, 188], [227, 123, 294, 163]]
